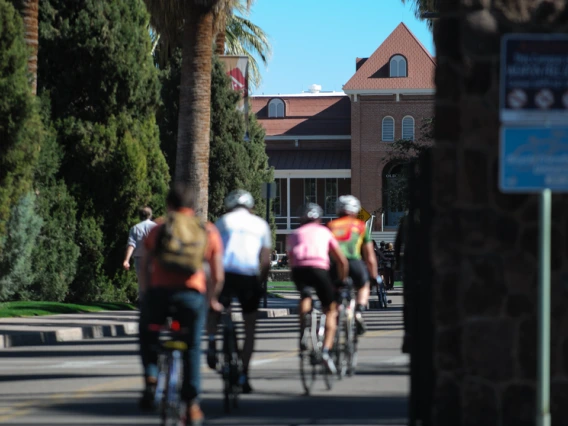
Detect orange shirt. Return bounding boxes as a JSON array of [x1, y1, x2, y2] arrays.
[[144, 208, 223, 293]]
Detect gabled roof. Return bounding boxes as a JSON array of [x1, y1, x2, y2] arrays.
[[343, 22, 436, 91], [251, 96, 351, 137]]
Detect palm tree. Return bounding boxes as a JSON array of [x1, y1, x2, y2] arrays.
[[12, 0, 39, 94], [224, 13, 271, 90], [144, 0, 224, 219], [212, 0, 273, 89], [401, 0, 437, 28]]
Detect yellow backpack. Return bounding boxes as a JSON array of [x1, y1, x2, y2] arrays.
[[154, 212, 207, 275]]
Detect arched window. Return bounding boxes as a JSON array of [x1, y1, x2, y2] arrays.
[[389, 55, 407, 77], [402, 116, 415, 140], [268, 98, 285, 118], [382, 116, 395, 141]]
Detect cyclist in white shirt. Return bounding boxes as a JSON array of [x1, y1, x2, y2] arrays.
[[206, 189, 272, 394]]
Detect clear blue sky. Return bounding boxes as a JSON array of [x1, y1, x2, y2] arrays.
[[246, 0, 434, 95]]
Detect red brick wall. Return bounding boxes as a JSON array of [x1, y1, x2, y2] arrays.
[[350, 96, 434, 229]]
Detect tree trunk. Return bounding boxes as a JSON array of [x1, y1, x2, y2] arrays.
[[176, 1, 218, 219], [215, 28, 225, 55], [14, 0, 39, 95]]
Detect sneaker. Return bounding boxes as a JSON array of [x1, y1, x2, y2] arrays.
[[185, 402, 204, 426], [321, 350, 337, 375], [355, 312, 367, 336], [239, 374, 253, 394], [138, 380, 156, 412], [206, 341, 217, 370]]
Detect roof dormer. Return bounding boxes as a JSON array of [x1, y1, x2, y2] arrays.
[[389, 55, 407, 78], [268, 98, 285, 118]]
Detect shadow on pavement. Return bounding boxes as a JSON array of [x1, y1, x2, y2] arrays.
[[17, 392, 407, 425]]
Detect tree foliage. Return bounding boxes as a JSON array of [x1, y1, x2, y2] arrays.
[[0, 0, 42, 239], [38, 0, 170, 302], [0, 193, 43, 301], [381, 117, 434, 215], [27, 97, 80, 302]]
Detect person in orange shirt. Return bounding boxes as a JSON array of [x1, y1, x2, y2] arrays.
[[138, 183, 224, 425]]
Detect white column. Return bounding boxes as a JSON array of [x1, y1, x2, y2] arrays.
[[286, 177, 291, 230]]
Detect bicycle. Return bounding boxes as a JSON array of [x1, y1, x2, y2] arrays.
[[299, 294, 333, 395], [214, 306, 242, 413], [333, 278, 358, 379], [150, 316, 187, 426]]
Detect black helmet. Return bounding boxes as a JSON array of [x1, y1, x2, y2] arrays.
[[301, 203, 323, 223]]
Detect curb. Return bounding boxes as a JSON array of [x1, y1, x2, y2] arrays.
[[0, 322, 139, 349], [0, 307, 297, 349]]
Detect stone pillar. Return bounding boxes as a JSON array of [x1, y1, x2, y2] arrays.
[[431, 0, 568, 425]]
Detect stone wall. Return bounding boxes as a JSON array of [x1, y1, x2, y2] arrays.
[[432, 1, 568, 425]]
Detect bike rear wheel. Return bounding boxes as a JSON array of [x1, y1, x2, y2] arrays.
[[222, 320, 241, 413], [299, 313, 316, 395], [334, 306, 347, 379], [346, 316, 358, 376], [161, 352, 183, 426], [320, 314, 333, 391]]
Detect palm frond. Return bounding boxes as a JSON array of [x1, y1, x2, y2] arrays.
[[401, 0, 436, 29], [213, 0, 254, 34], [225, 14, 272, 90]]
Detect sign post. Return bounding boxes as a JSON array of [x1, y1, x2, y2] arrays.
[[500, 34, 568, 426], [261, 182, 276, 309]]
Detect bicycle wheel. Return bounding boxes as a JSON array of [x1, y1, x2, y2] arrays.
[[334, 306, 346, 379], [346, 315, 357, 376], [161, 352, 182, 426], [320, 314, 333, 391], [222, 323, 238, 413], [299, 313, 316, 395]]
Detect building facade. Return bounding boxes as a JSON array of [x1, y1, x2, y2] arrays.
[[251, 23, 435, 249]]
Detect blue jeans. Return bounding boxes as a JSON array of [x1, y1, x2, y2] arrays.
[[139, 287, 206, 402]]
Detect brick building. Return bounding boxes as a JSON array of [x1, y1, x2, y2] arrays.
[[251, 23, 435, 250]]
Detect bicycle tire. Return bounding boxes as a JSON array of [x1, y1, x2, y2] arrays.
[[299, 313, 316, 395], [346, 315, 357, 376], [223, 320, 240, 414], [161, 352, 182, 426], [334, 305, 346, 379], [320, 314, 333, 391]]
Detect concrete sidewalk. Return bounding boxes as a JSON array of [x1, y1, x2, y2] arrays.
[[0, 296, 299, 349]]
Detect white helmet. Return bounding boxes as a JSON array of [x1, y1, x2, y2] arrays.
[[224, 189, 255, 210], [336, 195, 361, 216]]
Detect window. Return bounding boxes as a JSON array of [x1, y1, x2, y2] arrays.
[[402, 116, 415, 140], [324, 178, 338, 216], [382, 116, 395, 141], [304, 178, 316, 204], [272, 179, 282, 216], [268, 98, 285, 118], [389, 55, 407, 77]]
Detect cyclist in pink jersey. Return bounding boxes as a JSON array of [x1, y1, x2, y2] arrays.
[[287, 203, 348, 374]]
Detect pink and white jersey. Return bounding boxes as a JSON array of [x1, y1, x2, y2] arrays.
[[286, 222, 339, 270]]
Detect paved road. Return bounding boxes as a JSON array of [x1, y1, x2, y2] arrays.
[[0, 295, 408, 425]]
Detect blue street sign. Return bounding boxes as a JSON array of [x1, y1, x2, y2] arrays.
[[500, 126, 568, 192]]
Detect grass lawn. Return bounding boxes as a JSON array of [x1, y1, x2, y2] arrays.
[[0, 301, 137, 318]]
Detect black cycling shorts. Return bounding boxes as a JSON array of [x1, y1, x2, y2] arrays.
[[219, 272, 263, 314], [291, 267, 334, 309], [330, 259, 369, 289]]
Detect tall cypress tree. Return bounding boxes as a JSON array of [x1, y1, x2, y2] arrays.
[[0, 0, 41, 240], [38, 0, 170, 302]]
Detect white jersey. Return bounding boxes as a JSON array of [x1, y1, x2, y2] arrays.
[[215, 208, 272, 276]]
